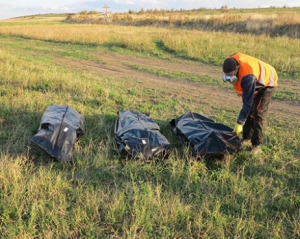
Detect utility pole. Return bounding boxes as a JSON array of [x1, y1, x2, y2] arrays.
[[103, 5, 109, 23]]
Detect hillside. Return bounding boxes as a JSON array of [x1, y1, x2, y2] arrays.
[[64, 7, 300, 38]]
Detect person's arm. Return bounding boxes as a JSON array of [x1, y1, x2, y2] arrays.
[[237, 74, 256, 124]]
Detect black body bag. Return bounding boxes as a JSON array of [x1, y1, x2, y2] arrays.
[[114, 110, 170, 159], [31, 105, 84, 162], [170, 112, 241, 158]]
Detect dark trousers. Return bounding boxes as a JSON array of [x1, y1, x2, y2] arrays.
[[243, 87, 275, 146]]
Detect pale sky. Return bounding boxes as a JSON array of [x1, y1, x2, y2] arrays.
[[0, 0, 299, 20]]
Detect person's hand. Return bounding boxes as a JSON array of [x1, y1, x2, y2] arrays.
[[233, 123, 243, 134]]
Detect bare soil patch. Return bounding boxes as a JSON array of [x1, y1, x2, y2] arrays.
[[56, 51, 300, 127]]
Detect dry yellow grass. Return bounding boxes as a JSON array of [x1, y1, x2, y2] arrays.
[[77, 10, 300, 38], [109, 11, 300, 25], [0, 19, 299, 76], [2, 16, 66, 22]]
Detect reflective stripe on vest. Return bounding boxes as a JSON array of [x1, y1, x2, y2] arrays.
[[259, 61, 265, 84], [258, 61, 276, 86]]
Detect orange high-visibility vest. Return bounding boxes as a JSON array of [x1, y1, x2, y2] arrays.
[[231, 53, 278, 95]]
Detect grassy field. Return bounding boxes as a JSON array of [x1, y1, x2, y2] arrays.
[[0, 9, 300, 238]]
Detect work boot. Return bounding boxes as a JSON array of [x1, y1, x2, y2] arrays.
[[250, 145, 263, 154], [239, 139, 252, 151], [241, 139, 251, 147]]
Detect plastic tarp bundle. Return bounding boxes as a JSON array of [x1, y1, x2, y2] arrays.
[[170, 112, 241, 157], [114, 110, 170, 159], [31, 105, 84, 162]]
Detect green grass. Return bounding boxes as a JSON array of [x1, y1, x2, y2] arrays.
[[0, 27, 300, 239], [1, 21, 300, 79], [128, 64, 203, 81], [128, 63, 300, 101]]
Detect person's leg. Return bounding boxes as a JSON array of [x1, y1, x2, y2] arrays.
[[242, 101, 256, 141], [251, 87, 274, 146]]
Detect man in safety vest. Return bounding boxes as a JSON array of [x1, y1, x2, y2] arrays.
[[222, 53, 278, 154]]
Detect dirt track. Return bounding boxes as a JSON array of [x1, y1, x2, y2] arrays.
[[57, 51, 300, 127]]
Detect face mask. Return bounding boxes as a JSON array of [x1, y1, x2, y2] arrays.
[[222, 75, 238, 84]]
